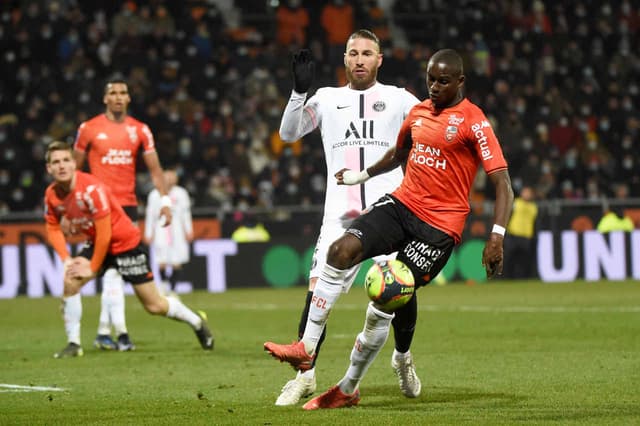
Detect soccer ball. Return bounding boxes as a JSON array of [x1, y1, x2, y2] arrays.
[[364, 260, 415, 311]]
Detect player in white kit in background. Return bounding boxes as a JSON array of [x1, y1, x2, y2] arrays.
[[269, 29, 421, 406], [144, 168, 194, 296]]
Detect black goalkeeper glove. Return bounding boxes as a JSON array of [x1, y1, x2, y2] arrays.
[[292, 49, 315, 93]]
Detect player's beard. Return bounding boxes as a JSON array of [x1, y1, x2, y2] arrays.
[[348, 67, 377, 90]]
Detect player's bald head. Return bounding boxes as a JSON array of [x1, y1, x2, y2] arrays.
[[428, 49, 464, 77]]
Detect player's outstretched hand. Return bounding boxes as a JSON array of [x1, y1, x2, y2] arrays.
[[292, 49, 315, 93], [335, 168, 370, 185], [482, 234, 504, 279], [335, 168, 349, 185]]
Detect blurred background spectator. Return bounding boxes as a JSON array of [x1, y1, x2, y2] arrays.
[[0, 0, 639, 219]]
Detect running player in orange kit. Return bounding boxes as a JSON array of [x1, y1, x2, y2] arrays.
[[72, 79, 172, 351], [265, 49, 514, 409], [44, 141, 213, 358]]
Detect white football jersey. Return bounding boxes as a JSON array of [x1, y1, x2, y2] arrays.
[[145, 185, 193, 264], [280, 83, 420, 224]]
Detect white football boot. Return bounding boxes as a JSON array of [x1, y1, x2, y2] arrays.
[[275, 374, 317, 406], [391, 352, 422, 398]]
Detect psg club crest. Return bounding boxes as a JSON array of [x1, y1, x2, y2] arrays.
[[372, 101, 386, 112], [445, 125, 458, 142]]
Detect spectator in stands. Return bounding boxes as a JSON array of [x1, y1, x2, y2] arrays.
[[275, 0, 309, 48], [504, 186, 539, 279], [321, 0, 355, 67]]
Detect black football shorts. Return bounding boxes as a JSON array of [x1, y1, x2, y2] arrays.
[[346, 194, 455, 287], [78, 242, 154, 285]]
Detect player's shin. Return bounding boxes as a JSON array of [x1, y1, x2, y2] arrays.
[[339, 302, 394, 394], [165, 295, 201, 328], [101, 268, 128, 336], [298, 290, 327, 370], [62, 293, 83, 345], [392, 292, 417, 353], [304, 264, 345, 354]]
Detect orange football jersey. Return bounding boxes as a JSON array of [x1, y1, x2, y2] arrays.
[[74, 114, 156, 206], [393, 98, 508, 243], [44, 171, 141, 254]]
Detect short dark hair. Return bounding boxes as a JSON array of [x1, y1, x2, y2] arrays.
[[347, 29, 380, 51], [46, 141, 72, 163], [104, 78, 128, 94], [429, 49, 464, 75]]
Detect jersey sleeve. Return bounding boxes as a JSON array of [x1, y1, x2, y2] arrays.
[[140, 123, 156, 153], [44, 190, 60, 225], [144, 190, 159, 240], [73, 121, 91, 152], [402, 90, 421, 117], [180, 188, 193, 235], [279, 90, 321, 142], [395, 112, 414, 151], [463, 109, 508, 174]]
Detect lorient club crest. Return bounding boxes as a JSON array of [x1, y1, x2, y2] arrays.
[[126, 125, 138, 144], [445, 125, 458, 142]]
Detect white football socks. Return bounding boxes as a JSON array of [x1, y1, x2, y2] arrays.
[[99, 268, 128, 336], [303, 264, 346, 354], [165, 296, 201, 329], [339, 302, 395, 395], [393, 348, 411, 362], [62, 293, 82, 345], [298, 368, 315, 380]]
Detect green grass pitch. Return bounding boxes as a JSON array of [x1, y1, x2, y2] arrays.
[[1, 280, 639, 425]]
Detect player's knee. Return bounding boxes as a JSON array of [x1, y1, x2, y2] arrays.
[[142, 299, 165, 315], [63, 277, 86, 297], [327, 235, 361, 269]]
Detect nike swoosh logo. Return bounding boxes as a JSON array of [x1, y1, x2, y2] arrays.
[[337, 105, 350, 109]]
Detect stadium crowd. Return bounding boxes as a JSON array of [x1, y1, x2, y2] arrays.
[[1, 0, 639, 216]]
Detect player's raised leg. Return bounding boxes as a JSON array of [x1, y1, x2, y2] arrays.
[[264, 264, 346, 368], [133, 280, 214, 350]]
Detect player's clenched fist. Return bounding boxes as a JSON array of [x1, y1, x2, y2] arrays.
[[292, 49, 315, 93]]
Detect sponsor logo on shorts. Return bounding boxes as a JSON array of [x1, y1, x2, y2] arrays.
[[402, 240, 443, 273], [346, 228, 363, 239], [116, 253, 150, 277]]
